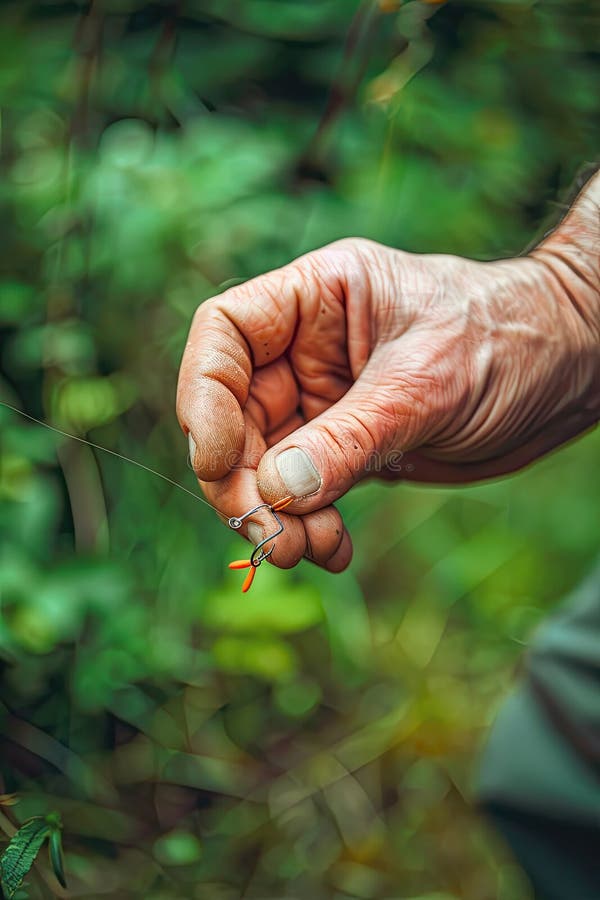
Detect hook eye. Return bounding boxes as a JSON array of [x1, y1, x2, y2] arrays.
[[228, 504, 271, 531]]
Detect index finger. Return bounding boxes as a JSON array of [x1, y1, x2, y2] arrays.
[[176, 265, 306, 481]]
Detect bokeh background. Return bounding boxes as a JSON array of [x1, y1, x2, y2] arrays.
[[1, 1, 599, 898]]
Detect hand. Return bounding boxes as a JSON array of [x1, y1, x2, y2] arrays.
[[177, 178, 600, 572]]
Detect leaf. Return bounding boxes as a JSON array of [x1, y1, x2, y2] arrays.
[[0, 795, 19, 809], [48, 827, 66, 889], [0, 817, 51, 899]]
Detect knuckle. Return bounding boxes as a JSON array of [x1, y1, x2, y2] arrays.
[[221, 266, 304, 347], [230, 265, 303, 306], [311, 237, 369, 273], [325, 236, 372, 255], [190, 294, 218, 329], [323, 237, 390, 273]]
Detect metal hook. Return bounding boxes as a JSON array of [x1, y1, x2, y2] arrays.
[[227, 496, 294, 591]]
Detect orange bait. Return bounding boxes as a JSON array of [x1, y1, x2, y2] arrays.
[[241, 567, 257, 592], [271, 495, 294, 512]]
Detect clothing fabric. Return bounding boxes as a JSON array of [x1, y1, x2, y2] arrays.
[[479, 562, 600, 899]]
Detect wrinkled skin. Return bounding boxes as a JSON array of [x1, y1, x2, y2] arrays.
[[177, 175, 600, 572]]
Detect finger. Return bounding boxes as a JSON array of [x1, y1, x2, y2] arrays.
[[178, 240, 376, 484], [196, 410, 266, 511], [178, 307, 251, 480], [201, 426, 352, 572], [324, 528, 353, 573], [266, 412, 305, 448], [302, 506, 352, 571], [203, 476, 308, 570], [197, 411, 308, 570], [245, 357, 300, 435], [256, 340, 434, 513], [177, 264, 312, 481]]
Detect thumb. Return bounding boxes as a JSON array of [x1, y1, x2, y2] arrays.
[[256, 346, 426, 512]]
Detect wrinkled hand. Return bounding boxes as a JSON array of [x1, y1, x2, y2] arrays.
[[177, 181, 599, 572]]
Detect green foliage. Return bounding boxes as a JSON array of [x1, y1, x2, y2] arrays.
[[0, 1, 598, 898], [0, 818, 49, 899], [0, 814, 64, 899], [48, 826, 66, 890]]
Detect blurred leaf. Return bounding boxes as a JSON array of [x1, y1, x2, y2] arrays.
[[311, 568, 372, 678], [49, 374, 136, 430], [203, 563, 323, 633], [0, 283, 36, 325], [153, 830, 202, 867], [274, 677, 321, 718], [47, 821, 66, 889], [212, 634, 297, 680]]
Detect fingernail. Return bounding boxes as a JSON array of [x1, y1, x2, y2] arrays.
[[275, 447, 321, 497], [248, 523, 263, 547], [188, 433, 197, 468]]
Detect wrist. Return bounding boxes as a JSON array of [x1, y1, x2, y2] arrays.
[[529, 169, 600, 344], [523, 172, 600, 427], [482, 248, 598, 458]]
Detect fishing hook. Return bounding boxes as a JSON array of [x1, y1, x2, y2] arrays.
[[227, 496, 294, 592]]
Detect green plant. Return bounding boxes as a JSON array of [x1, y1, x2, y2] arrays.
[[0, 813, 66, 899]]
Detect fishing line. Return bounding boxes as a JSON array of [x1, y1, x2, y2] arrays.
[[0, 400, 220, 514], [2, 401, 296, 590]]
